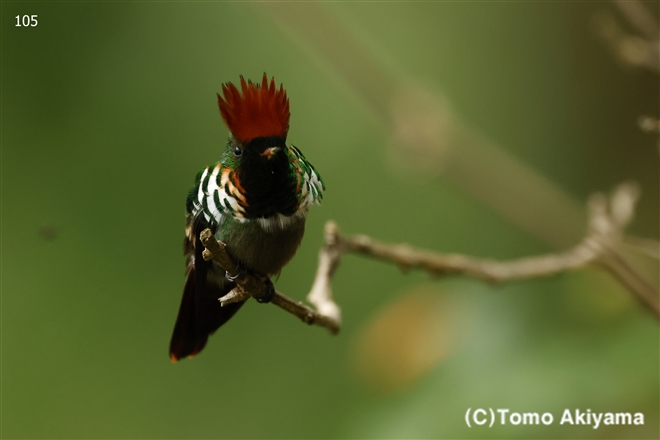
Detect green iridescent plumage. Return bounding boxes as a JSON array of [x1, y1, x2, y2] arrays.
[[187, 141, 324, 226]]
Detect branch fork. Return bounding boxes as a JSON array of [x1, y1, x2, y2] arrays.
[[321, 182, 658, 320]]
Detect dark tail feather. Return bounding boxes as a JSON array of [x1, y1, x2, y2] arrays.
[[169, 215, 245, 362], [169, 267, 245, 362]]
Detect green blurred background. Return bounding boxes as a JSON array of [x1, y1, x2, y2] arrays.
[[2, 1, 658, 439]]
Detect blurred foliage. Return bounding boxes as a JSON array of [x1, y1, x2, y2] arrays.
[[2, 1, 658, 439]]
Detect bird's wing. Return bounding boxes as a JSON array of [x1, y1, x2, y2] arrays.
[[287, 145, 325, 209]]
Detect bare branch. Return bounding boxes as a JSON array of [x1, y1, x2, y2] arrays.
[[271, 292, 340, 335], [624, 235, 660, 260], [613, 0, 659, 42], [593, 3, 660, 73], [316, 183, 659, 321], [199, 229, 341, 334], [200, 229, 269, 303], [638, 115, 660, 134], [307, 225, 343, 326]]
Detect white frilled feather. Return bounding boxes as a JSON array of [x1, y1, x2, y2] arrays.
[[288, 145, 324, 209], [192, 145, 323, 232]]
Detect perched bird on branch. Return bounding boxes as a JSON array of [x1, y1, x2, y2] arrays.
[[169, 74, 324, 361]]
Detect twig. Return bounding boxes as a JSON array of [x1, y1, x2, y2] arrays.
[[317, 182, 659, 320], [593, 2, 660, 73], [271, 292, 340, 335], [199, 229, 341, 335], [638, 115, 660, 134], [624, 235, 660, 260], [613, 0, 658, 42]]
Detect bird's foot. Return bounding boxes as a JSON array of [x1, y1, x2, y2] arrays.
[[256, 278, 276, 304], [225, 265, 244, 282]]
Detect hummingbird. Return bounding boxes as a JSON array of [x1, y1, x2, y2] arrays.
[[169, 74, 324, 362]]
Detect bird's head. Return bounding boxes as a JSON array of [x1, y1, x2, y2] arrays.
[[217, 73, 289, 167]]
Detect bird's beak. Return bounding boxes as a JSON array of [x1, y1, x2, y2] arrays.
[[260, 146, 281, 159]]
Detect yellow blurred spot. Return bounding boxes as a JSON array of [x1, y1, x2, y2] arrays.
[[351, 286, 465, 394]]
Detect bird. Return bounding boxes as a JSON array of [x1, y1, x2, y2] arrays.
[[169, 73, 325, 362]]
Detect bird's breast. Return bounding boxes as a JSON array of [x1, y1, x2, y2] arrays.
[[222, 215, 306, 277]]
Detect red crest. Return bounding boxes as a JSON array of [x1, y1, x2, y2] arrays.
[[217, 73, 290, 143]]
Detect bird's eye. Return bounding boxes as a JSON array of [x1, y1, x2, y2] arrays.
[[233, 146, 242, 157]]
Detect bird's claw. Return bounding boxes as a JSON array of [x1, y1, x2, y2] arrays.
[[256, 278, 276, 304], [225, 266, 244, 282], [225, 267, 274, 303]]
